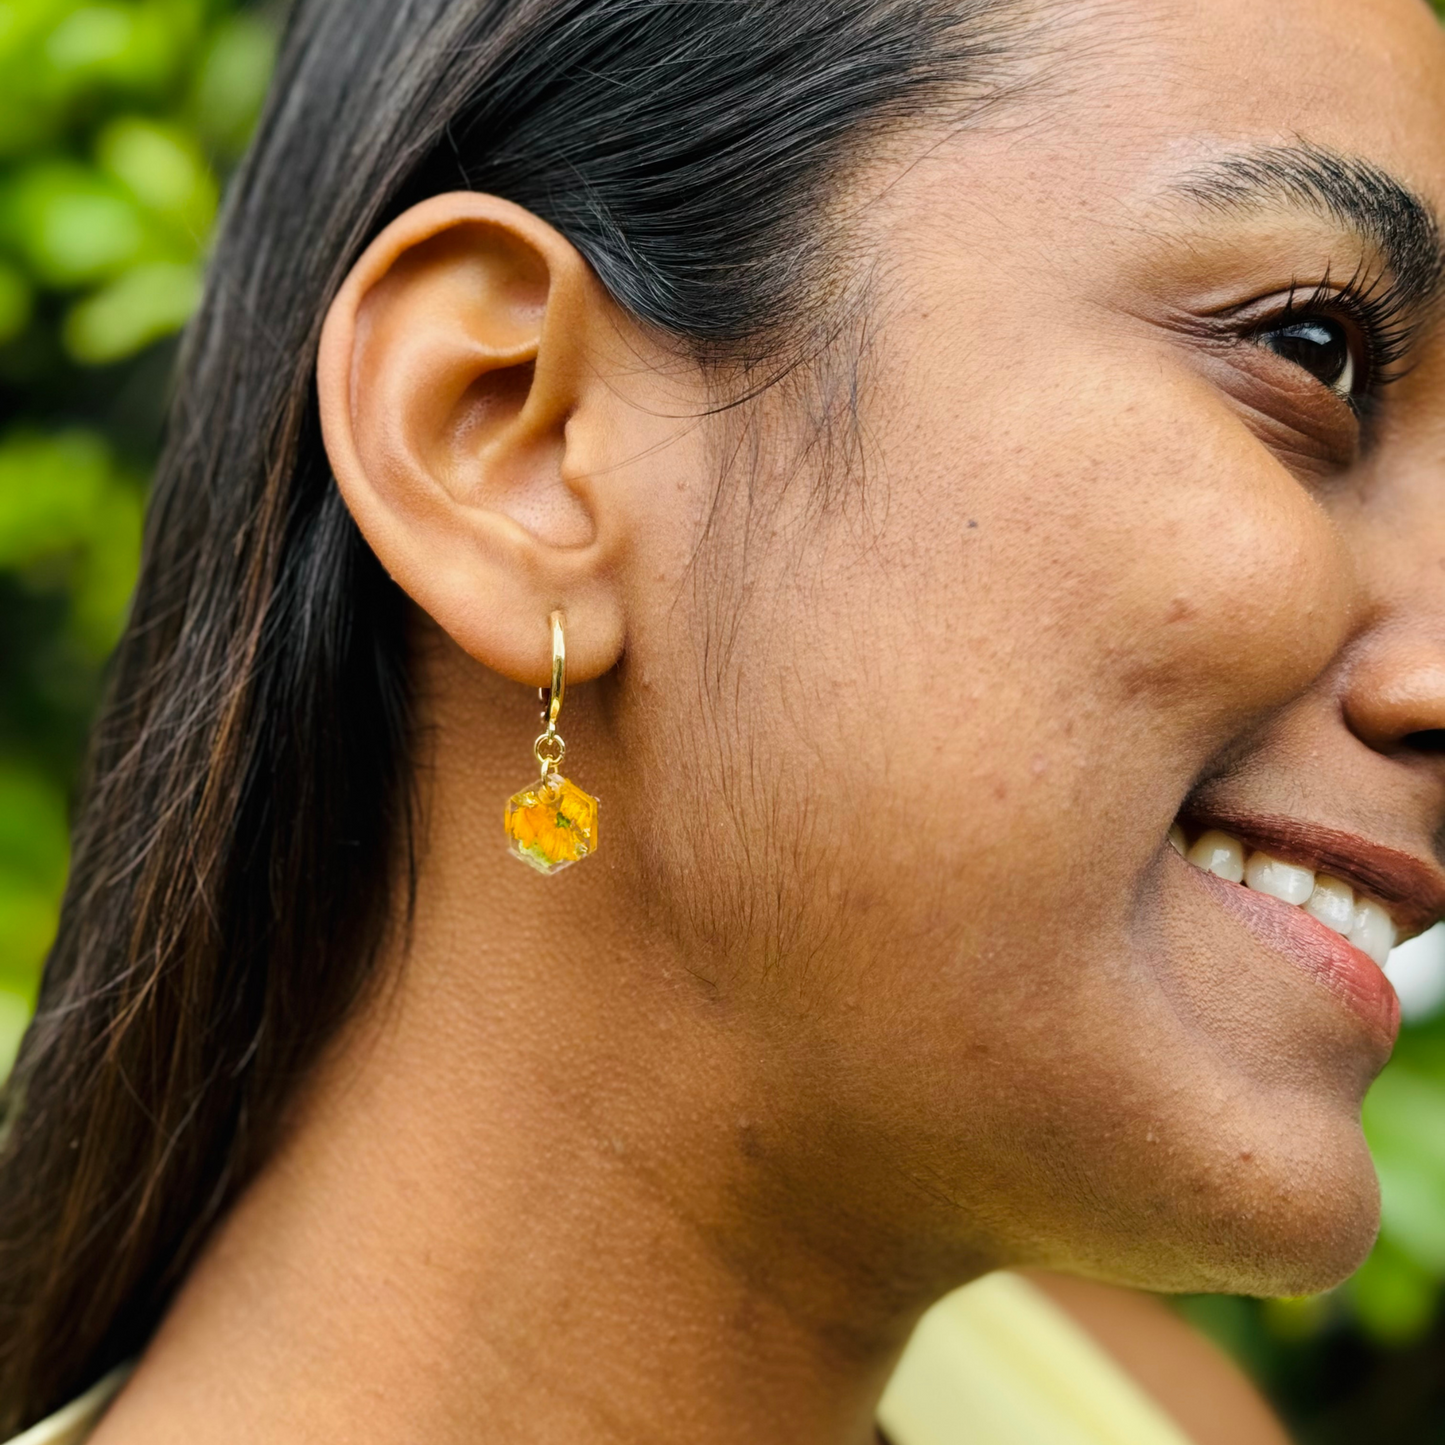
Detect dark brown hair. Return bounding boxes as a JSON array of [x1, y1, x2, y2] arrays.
[[0, 0, 1026, 1427]]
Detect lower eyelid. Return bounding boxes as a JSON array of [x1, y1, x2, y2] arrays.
[[1189, 338, 1364, 472]]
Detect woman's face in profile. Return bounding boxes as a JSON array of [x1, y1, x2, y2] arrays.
[[609, 0, 1445, 1298]]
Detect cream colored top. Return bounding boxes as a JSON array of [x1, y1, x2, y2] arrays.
[[8, 1273, 1194, 1445]]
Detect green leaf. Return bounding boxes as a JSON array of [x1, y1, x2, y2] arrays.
[[1364, 1065, 1445, 1177], [0, 427, 141, 651], [96, 114, 216, 235], [64, 257, 201, 362], [0, 160, 147, 286], [1375, 1156, 1445, 1274], [42, 1, 196, 95], [190, 11, 274, 156], [0, 428, 113, 564], [42, 3, 137, 75]]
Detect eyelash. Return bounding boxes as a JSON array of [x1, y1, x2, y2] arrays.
[[1247, 262, 1418, 413]]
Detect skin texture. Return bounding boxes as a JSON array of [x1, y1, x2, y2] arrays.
[[91, 0, 1445, 1441]]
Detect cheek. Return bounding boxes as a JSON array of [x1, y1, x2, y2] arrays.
[[705, 358, 1363, 1062], [1068, 437, 1350, 732], [943, 369, 1349, 725], [842, 354, 1356, 833], [656, 352, 1359, 958]]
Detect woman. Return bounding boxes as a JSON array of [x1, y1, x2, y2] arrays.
[[1, 0, 1441, 1439]]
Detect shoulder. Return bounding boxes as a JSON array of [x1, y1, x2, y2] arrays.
[[1025, 1272, 1291, 1445], [880, 1271, 1290, 1445], [2, 1369, 130, 1445]]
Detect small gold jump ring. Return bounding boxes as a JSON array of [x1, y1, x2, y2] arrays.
[[534, 731, 567, 776]]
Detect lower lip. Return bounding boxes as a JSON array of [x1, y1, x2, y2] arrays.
[[1186, 865, 1400, 1050]]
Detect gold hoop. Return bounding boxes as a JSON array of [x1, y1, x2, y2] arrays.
[[545, 610, 565, 733], [534, 610, 567, 779]]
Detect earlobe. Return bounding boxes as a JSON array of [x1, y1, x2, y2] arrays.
[[316, 192, 626, 687]]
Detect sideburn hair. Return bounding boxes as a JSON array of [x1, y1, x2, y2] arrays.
[[0, 0, 1030, 1427]]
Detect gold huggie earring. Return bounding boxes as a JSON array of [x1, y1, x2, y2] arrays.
[[504, 610, 599, 875]]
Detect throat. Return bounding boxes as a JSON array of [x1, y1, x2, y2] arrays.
[[86, 925, 923, 1445]]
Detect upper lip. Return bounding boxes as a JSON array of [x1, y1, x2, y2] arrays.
[[1179, 806, 1445, 940]]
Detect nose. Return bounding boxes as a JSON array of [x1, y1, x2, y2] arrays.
[[1343, 632, 1445, 758], [1340, 408, 1445, 760]]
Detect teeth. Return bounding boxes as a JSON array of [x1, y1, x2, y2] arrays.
[[1175, 826, 1399, 967], [1169, 824, 1187, 856], [1244, 852, 1315, 906], [1187, 830, 1245, 884], [1304, 875, 1355, 934], [1350, 899, 1398, 968]]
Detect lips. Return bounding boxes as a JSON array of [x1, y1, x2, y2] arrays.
[[1181, 862, 1401, 1049], [1178, 808, 1445, 941], [1167, 808, 1443, 1049]]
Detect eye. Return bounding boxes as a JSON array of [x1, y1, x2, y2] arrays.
[[1254, 316, 1358, 399]]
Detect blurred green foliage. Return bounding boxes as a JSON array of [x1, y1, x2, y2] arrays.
[[0, 0, 272, 1076], [1, 0, 1445, 1436]]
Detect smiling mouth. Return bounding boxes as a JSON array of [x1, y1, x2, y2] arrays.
[[1167, 818, 1441, 969]]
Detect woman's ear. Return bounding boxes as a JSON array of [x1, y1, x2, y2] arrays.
[[317, 192, 626, 686]]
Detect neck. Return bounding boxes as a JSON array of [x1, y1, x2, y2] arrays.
[[93, 659, 935, 1445]]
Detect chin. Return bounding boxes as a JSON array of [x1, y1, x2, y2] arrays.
[[1220, 1176, 1381, 1300], [1132, 1127, 1383, 1299], [1039, 1101, 1385, 1301]]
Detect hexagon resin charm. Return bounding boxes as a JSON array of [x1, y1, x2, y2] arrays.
[[505, 772, 599, 876]]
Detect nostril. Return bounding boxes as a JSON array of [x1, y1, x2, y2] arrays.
[[1404, 729, 1445, 756]]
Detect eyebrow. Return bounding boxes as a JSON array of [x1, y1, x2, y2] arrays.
[[1173, 142, 1445, 309]]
